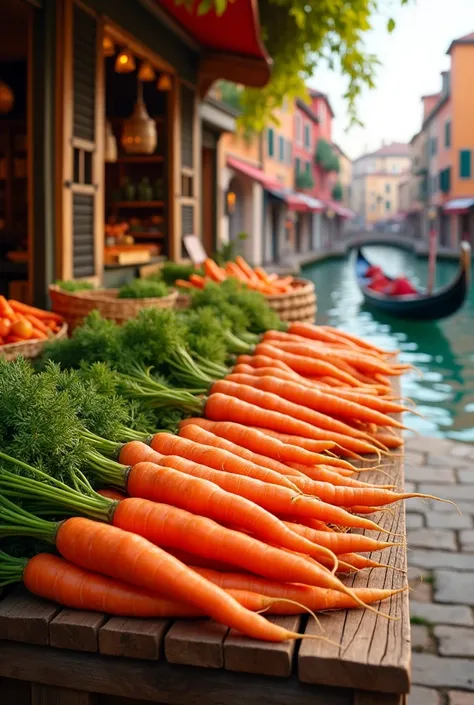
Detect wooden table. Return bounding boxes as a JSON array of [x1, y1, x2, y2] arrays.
[[0, 453, 410, 705]]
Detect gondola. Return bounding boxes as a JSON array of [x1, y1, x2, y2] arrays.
[[354, 241, 471, 321]]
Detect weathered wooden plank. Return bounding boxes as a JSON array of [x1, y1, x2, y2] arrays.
[[298, 451, 411, 695], [31, 684, 96, 704], [0, 586, 59, 646], [164, 619, 228, 668], [0, 640, 352, 705], [98, 617, 169, 660], [49, 609, 106, 652], [0, 677, 31, 704], [224, 616, 301, 678]]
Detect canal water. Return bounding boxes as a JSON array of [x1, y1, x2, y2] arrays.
[[302, 245, 474, 441]]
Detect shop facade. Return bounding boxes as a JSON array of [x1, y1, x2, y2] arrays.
[[0, 0, 269, 307]]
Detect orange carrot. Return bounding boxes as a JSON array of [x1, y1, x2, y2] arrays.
[[24, 553, 202, 617], [194, 566, 404, 613], [178, 418, 334, 462], [0, 296, 17, 322], [189, 274, 205, 289], [255, 343, 366, 387], [203, 258, 227, 283], [319, 325, 391, 355], [372, 432, 404, 449], [24, 314, 50, 335], [288, 322, 362, 350], [97, 488, 128, 501], [224, 373, 405, 430], [210, 380, 382, 445], [236, 353, 297, 374], [283, 522, 396, 554], [205, 393, 378, 457], [8, 299, 63, 323], [57, 517, 309, 641], [123, 459, 339, 566], [149, 433, 302, 491], [175, 279, 194, 289]]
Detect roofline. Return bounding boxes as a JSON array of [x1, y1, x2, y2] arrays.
[[447, 36, 474, 54], [422, 93, 450, 129], [204, 95, 241, 118], [421, 92, 441, 100], [308, 88, 335, 118], [296, 98, 319, 124], [352, 148, 411, 163], [332, 142, 349, 160]]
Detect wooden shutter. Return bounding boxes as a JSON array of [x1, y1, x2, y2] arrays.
[[57, 0, 104, 282]]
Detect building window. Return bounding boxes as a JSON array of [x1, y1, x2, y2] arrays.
[[279, 135, 285, 162], [445, 121, 451, 148], [439, 167, 451, 193], [430, 137, 437, 156], [385, 201, 391, 211], [285, 140, 292, 165], [304, 123, 311, 150], [385, 184, 391, 193], [295, 113, 302, 144], [267, 128, 274, 157], [460, 149, 472, 179], [295, 157, 301, 175]]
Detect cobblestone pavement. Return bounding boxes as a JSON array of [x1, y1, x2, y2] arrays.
[[404, 437, 474, 704]]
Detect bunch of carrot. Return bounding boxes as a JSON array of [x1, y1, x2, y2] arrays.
[[175, 256, 295, 295], [0, 320, 439, 644], [0, 296, 64, 346]]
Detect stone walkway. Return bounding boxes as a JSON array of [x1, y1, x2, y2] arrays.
[[404, 436, 474, 704]]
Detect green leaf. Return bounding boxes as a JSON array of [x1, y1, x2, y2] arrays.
[[197, 0, 214, 15], [214, 0, 228, 16], [387, 18, 396, 32]]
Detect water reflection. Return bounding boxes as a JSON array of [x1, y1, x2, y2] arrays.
[[303, 246, 474, 441]]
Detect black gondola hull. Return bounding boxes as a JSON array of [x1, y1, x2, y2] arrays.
[[354, 244, 470, 321]]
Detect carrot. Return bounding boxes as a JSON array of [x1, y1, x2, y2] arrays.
[[56, 516, 309, 641], [24, 314, 50, 335], [236, 353, 297, 374], [149, 433, 302, 492], [165, 547, 242, 573], [287, 323, 362, 350], [286, 464, 391, 490], [30, 327, 48, 340], [372, 432, 404, 449], [203, 258, 227, 283], [97, 488, 128, 501], [320, 325, 392, 355], [122, 460, 339, 567], [254, 343, 366, 387], [117, 441, 386, 532], [178, 418, 334, 462], [175, 279, 194, 289], [23, 553, 202, 617], [112, 498, 391, 615], [194, 566, 405, 613], [210, 380, 383, 447], [205, 392, 378, 457], [224, 373, 405, 430], [235, 256, 259, 283], [248, 429, 357, 472], [233, 363, 328, 389], [0, 296, 17, 322], [4, 335, 24, 344], [8, 299, 64, 323], [283, 522, 397, 554], [189, 274, 205, 289]]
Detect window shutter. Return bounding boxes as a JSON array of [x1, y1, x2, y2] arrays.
[[58, 0, 103, 282], [267, 128, 274, 157], [460, 150, 472, 179]]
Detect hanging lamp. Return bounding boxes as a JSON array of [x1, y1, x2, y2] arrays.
[[105, 120, 118, 162], [0, 80, 14, 114], [138, 61, 156, 82], [115, 49, 136, 73], [102, 35, 115, 57], [121, 82, 157, 155], [157, 73, 172, 91]]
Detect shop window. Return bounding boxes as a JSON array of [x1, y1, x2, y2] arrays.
[[460, 150, 472, 179]]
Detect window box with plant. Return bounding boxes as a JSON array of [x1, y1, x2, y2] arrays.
[[331, 182, 343, 201], [315, 139, 340, 173], [296, 171, 314, 190]]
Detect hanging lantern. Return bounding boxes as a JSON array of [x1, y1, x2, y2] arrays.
[[157, 73, 172, 91], [102, 35, 115, 57], [105, 121, 117, 163], [0, 80, 14, 114], [138, 61, 156, 82], [115, 49, 136, 73], [121, 82, 157, 155]]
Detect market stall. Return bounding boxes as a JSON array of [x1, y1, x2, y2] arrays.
[[0, 449, 409, 705]]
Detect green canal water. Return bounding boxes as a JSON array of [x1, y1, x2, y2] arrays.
[[302, 245, 474, 441]]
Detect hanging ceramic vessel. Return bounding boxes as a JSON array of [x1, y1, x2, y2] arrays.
[[105, 121, 117, 162], [121, 83, 157, 155]]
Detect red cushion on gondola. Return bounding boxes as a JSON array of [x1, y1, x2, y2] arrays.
[[386, 277, 418, 296], [366, 265, 383, 278], [367, 275, 391, 292]]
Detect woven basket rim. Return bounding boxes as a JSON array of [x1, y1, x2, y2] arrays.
[[49, 284, 177, 305], [264, 277, 314, 302], [0, 322, 68, 360]]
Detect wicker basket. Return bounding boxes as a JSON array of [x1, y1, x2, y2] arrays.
[[49, 286, 178, 332], [174, 291, 192, 310], [265, 278, 317, 324], [0, 322, 68, 361]]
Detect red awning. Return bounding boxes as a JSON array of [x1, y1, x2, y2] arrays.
[[325, 200, 354, 220], [227, 156, 309, 212], [158, 0, 271, 91], [443, 198, 474, 214]]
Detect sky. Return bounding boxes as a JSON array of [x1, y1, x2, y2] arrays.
[[308, 0, 474, 160]]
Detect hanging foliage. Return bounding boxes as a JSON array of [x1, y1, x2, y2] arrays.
[[296, 170, 314, 190], [177, 0, 410, 132], [315, 139, 340, 173]]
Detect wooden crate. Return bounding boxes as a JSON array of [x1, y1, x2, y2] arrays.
[[0, 448, 410, 705]]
